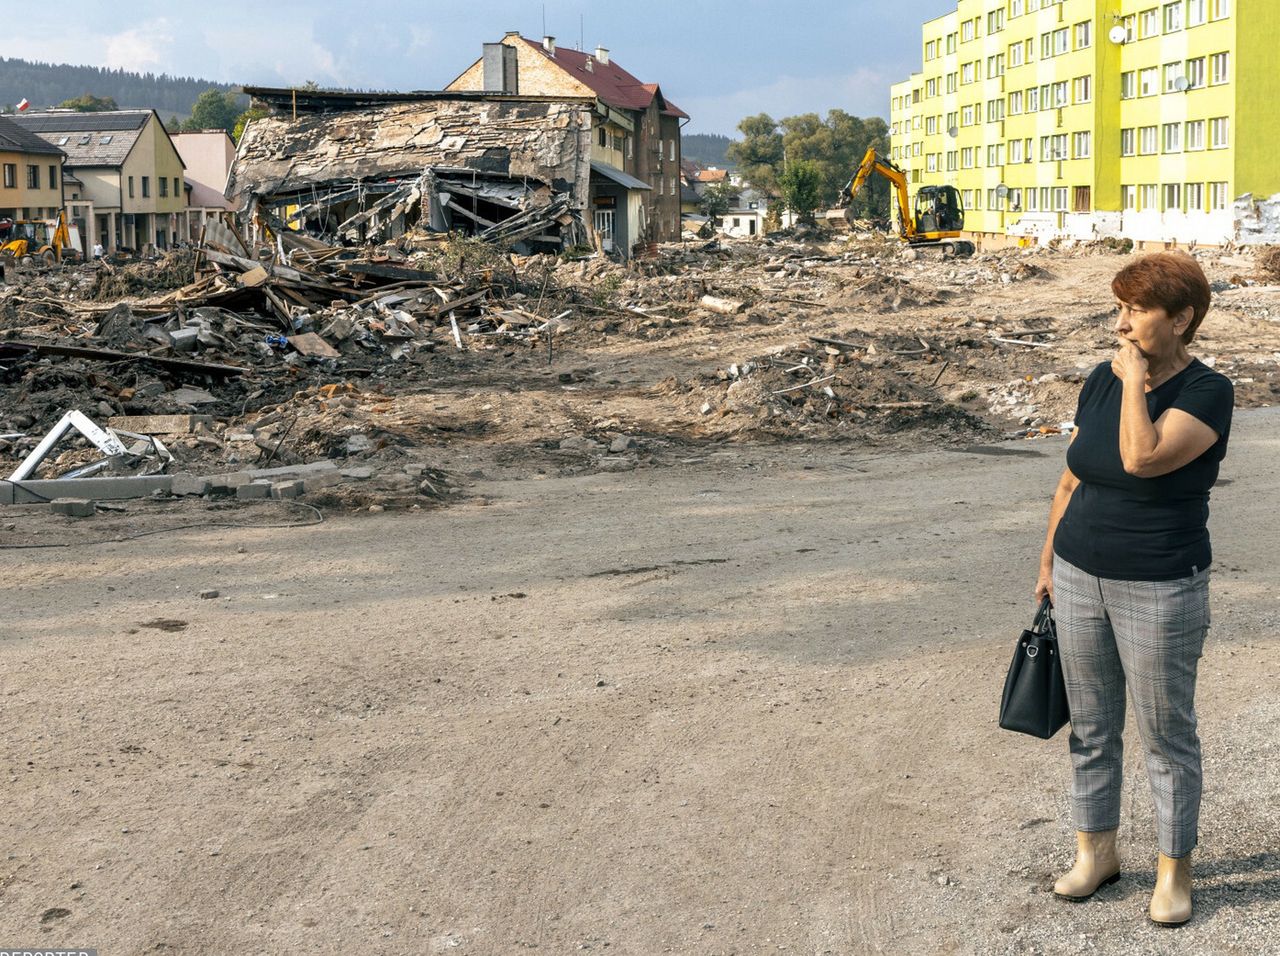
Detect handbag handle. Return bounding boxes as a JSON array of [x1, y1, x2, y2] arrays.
[[1031, 595, 1054, 635]]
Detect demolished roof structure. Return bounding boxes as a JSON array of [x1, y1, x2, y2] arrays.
[[228, 89, 596, 252]]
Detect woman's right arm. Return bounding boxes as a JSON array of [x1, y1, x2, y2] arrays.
[[1036, 439, 1081, 604]]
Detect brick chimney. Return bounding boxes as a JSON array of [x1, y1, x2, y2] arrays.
[[542, 35, 556, 54], [595, 47, 610, 65]]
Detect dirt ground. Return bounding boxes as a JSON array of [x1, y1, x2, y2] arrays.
[[3, 407, 1279, 955]]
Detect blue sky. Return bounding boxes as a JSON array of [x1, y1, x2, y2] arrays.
[[6, 0, 956, 134]]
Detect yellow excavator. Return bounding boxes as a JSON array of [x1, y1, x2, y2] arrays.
[[0, 211, 73, 268], [840, 147, 975, 257]]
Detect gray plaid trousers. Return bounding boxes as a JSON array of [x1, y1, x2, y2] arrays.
[[1051, 556, 1210, 858]]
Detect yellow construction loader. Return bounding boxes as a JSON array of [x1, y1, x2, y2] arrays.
[[0, 211, 73, 268], [840, 147, 975, 257]]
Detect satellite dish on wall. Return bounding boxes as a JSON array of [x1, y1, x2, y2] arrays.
[[996, 184, 1010, 199], [1109, 25, 1128, 44], [1174, 75, 1190, 92], [947, 126, 959, 139]]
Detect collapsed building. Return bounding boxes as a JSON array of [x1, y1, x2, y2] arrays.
[[227, 88, 599, 255]]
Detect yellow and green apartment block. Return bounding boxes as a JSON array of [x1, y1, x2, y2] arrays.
[[889, 0, 1280, 247]]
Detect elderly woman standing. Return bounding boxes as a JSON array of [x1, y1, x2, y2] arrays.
[[1034, 253, 1233, 926]]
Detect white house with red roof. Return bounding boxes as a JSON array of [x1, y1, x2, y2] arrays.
[[448, 32, 687, 257]]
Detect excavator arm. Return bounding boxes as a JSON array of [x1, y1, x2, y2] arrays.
[[840, 147, 917, 241]]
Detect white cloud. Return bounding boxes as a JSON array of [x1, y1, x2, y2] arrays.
[[677, 68, 893, 136], [103, 22, 175, 72]]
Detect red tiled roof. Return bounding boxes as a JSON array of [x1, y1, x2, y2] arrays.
[[695, 169, 728, 183], [518, 38, 688, 119]]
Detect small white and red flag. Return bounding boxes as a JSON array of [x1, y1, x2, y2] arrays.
[[17, 98, 30, 111]]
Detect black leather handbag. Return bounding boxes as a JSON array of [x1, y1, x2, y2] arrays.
[[999, 597, 1070, 739]]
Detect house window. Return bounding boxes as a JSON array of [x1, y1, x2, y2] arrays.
[[1122, 185, 1136, 211], [48, 165, 57, 190], [2, 163, 15, 189], [142, 176, 150, 198], [1139, 126, 1158, 154], [1074, 21, 1091, 49], [159, 177, 168, 198], [1072, 186, 1091, 213], [669, 140, 675, 161], [1209, 52, 1229, 84], [1209, 181, 1228, 210], [1140, 184, 1159, 210], [1164, 183, 1182, 212], [1185, 120, 1205, 150], [1163, 123, 1181, 153], [128, 176, 135, 198], [1139, 67, 1159, 96], [174, 176, 180, 196], [1187, 0, 1206, 25], [1185, 182, 1204, 212], [26, 165, 39, 189], [1209, 116, 1229, 148], [1185, 57, 1206, 88], [1164, 2, 1182, 32], [598, 127, 607, 148], [1073, 131, 1091, 159], [1120, 72, 1136, 99], [1073, 76, 1092, 103]]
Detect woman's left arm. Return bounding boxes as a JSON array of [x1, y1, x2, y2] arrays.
[[1116, 344, 1219, 478]]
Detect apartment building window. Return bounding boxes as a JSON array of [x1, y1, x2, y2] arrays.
[[1072, 186, 1091, 213], [987, 98, 1005, 122], [1119, 72, 1136, 100], [1027, 87, 1040, 111], [987, 143, 1005, 166], [3, 163, 15, 188], [142, 176, 150, 198], [1209, 181, 1228, 210], [1073, 131, 1092, 159], [598, 127, 607, 148], [26, 165, 39, 189], [975, 102, 983, 123], [946, 32, 957, 54], [1209, 0, 1230, 20], [1185, 182, 1204, 212], [128, 176, 134, 198], [925, 40, 937, 60], [1009, 187, 1023, 210], [927, 153, 938, 172], [1185, 57, 1205, 88], [1010, 139, 1024, 164], [1010, 0, 1024, 16], [986, 54, 1005, 79], [988, 9, 1005, 33], [1187, 0, 1206, 26], [926, 116, 937, 134], [1209, 52, 1229, 84], [1164, 183, 1182, 211], [1139, 67, 1159, 96], [48, 165, 57, 190], [160, 176, 170, 198], [1140, 8, 1159, 37], [1052, 187, 1068, 212], [914, 142, 923, 156], [962, 62, 974, 84], [1023, 137, 1033, 162], [1041, 28, 1069, 58], [961, 189, 974, 210], [1009, 91, 1023, 115], [946, 151, 958, 171], [174, 176, 180, 196], [1121, 128, 1136, 156], [1209, 116, 1229, 148], [1140, 184, 1159, 210], [1122, 185, 1136, 210], [1027, 189, 1039, 212], [1123, 14, 1137, 41], [1186, 120, 1205, 150], [669, 141, 676, 161], [1041, 134, 1067, 162], [1073, 76, 1092, 103], [1139, 126, 1158, 154], [1052, 82, 1068, 108], [946, 111, 958, 130], [961, 147, 974, 169], [926, 78, 937, 97], [947, 72, 958, 93], [961, 105, 975, 126], [1010, 42, 1024, 67], [1164, 2, 1183, 32], [1163, 122, 1181, 152], [1024, 38, 1034, 62], [1074, 21, 1092, 49], [987, 188, 1000, 209], [962, 19, 974, 41], [1164, 63, 1183, 93]]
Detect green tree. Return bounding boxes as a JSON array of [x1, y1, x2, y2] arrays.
[[232, 106, 270, 142], [725, 113, 783, 197], [56, 93, 119, 112], [781, 109, 889, 214], [183, 89, 242, 134], [165, 114, 181, 133], [778, 160, 822, 225], [698, 181, 737, 226]]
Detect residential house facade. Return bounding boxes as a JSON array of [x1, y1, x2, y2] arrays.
[[890, 0, 1279, 247], [13, 110, 186, 253], [172, 129, 237, 240], [0, 114, 65, 222], [448, 32, 688, 256]]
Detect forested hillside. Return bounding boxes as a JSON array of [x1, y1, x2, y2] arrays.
[[682, 133, 734, 168], [0, 57, 238, 116]]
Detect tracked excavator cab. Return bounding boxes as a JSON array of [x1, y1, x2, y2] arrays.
[[914, 185, 964, 235]]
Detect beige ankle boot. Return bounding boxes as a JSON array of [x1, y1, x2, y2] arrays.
[[1149, 852, 1192, 926], [1053, 829, 1121, 901]]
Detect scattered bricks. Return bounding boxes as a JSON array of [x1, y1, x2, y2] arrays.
[[208, 473, 253, 496], [108, 414, 213, 435], [169, 474, 212, 497], [236, 481, 271, 500], [340, 466, 375, 480], [404, 464, 426, 477], [270, 480, 305, 500], [199, 589, 220, 599], [50, 498, 96, 518], [169, 328, 200, 353]]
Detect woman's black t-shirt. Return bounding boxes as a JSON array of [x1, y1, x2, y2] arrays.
[[1053, 358, 1233, 581]]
